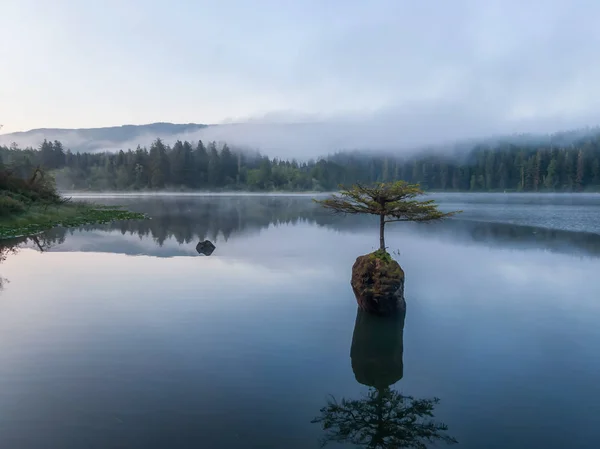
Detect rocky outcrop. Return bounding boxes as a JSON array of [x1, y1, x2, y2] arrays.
[[350, 308, 405, 388], [196, 240, 216, 256], [351, 250, 405, 316]]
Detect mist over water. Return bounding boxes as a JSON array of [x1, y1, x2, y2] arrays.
[[1, 193, 599, 448]]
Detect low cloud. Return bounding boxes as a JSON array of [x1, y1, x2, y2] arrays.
[[2, 101, 600, 160], [3, 1, 600, 158]]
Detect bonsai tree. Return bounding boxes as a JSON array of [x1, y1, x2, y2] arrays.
[[315, 181, 459, 252]]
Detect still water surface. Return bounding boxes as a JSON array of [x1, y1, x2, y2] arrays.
[[0, 193, 599, 448]]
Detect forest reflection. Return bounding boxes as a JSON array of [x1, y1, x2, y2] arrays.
[[0, 233, 64, 290], [29, 196, 600, 258]]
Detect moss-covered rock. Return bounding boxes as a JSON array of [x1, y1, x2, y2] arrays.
[[351, 250, 405, 316]]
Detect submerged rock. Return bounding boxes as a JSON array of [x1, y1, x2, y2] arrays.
[[351, 308, 405, 388], [196, 240, 216, 256], [351, 250, 405, 316]]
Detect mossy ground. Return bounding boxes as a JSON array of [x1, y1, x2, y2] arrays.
[[366, 250, 404, 279], [0, 202, 147, 239], [369, 249, 394, 263]]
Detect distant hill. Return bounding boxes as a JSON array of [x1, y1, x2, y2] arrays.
[[3, 120, 600, 161], [0, 122, 209, 153]]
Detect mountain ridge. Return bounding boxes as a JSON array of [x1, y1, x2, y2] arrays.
[[0, 122, 209, 153]]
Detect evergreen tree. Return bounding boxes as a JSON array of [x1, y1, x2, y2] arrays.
[[592, 158, 600, 185], [149, 138, 169, 188], [576, 149, 585, 190], [207, 141, 221, 186], [545, 158, 558, 190], [169, 140, 187, 187], [220, 144, 237, 185], [194, 140, 209, 187]]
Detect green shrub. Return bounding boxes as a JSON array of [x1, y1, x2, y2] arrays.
[[0, 195, 26, 216], [0, 166, 60, 205]]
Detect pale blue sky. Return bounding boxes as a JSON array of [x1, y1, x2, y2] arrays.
[[2, 0, 600, 146]]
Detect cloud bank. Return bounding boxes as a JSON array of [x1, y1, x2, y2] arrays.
[[2, 0, 600, 158]]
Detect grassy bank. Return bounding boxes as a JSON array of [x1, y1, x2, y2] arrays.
[[0, 201, 146, 239], [0, 167, 146, 240]]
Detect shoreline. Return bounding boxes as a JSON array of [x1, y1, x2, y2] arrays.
[[0, 203, 147, 240], [60, 190, 600, 197]]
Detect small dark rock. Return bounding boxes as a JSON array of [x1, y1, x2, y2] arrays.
[[351, 250, 405, 316], [196, 240, 216, 256]]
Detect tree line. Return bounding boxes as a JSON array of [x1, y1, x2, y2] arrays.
[[2, 133, 600, 191]]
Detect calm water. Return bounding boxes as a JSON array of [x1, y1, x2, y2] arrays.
[[1, 193, 599, 448]]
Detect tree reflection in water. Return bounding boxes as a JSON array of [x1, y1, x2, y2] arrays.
[[0, 233, 64, 291], [15, 196, 600, 259], [312, 309, 457, 448]]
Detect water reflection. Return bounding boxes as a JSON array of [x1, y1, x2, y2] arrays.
[[26, 196, 600, 259], [0, 233, 63, 255], [0, 234, 64, 291], [82, 196, 333, 246], [412, 219, 600, 257], [1, 195, 599, 447], [196, 240, 216, 256], [0, 240, 19, 291], [1, 195, 600, 264], [312, 309, 457, 448], [351, 309, 405, 389]]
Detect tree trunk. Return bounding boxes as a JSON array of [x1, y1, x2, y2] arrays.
[[379, 214, 385, 251]]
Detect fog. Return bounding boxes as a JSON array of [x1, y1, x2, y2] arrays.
[[163, 108, 600, 159], [3, 108, 600, 161], [3, 0, 600, 159]]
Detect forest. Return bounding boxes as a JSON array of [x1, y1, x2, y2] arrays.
[[2, 133, 600, 192]]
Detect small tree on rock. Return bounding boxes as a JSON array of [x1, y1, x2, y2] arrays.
[[315, 181, 459, 252]]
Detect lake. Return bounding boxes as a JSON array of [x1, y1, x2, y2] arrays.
[[1, 193, 599, 448]]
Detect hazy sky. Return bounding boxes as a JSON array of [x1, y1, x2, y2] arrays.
[[2, 0, 600, 145]]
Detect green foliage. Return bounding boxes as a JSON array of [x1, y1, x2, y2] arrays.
[[0, 195, 26, 216], [315, 181, 459, 222], [315, 181, 459, 251], [0, 156, 146, 239], [0, 165, 61, 204]]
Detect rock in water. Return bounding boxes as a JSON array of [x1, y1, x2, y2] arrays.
[[196, 240, 216, 256], [351, 251, 405, 316]]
